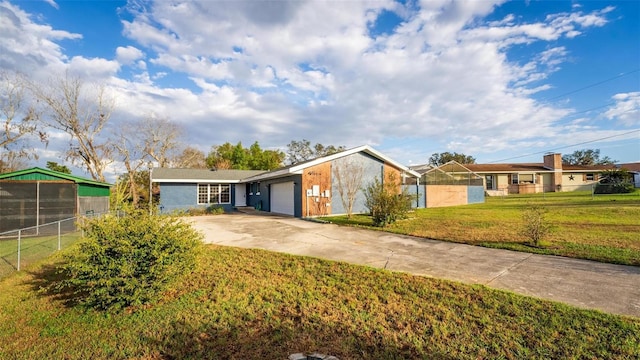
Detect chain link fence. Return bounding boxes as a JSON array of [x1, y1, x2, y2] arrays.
[[0, 213, 108, 279]]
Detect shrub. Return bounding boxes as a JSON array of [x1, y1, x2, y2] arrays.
[[594, 183, 634, 194], [206, 204, 225, 214], [364, 173, 412, 227], [57, 211, 203, 312], [521, 204, 552, 247]]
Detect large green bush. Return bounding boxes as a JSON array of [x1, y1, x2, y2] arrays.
[[57, 211, 203, 311], [364, 173, 413, 227]]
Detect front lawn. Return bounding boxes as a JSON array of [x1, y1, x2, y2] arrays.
[[0, 245, 638, 359], [325, 191, 640, 266]]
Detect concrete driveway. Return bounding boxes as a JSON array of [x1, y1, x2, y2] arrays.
[[189, 212, 640, 318]]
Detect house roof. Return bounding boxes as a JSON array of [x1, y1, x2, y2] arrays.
[[463, 163, 616, 173], [243, 145, 421, 182], [0, 167, 111, 187], [152, 168, 266, 183], [619, 162, 640, 172]]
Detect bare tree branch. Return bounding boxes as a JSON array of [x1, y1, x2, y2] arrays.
[[0, 71, 46, 169], [28, 72, 113, 182]]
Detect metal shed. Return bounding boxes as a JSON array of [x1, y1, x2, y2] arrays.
[[0, 167, 111, 233]]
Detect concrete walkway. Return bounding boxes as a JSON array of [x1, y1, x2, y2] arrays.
[[189, 213, 640, 318]]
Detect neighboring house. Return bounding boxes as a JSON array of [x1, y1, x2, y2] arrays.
[[412, 161, 485, 207], [618, 163, 640, 188], [155, 145, 433, 217], [461, 153, 616, 195], [0, 167, 111, 233]]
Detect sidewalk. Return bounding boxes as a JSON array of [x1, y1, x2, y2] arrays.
[[190, 213, 640, 318]]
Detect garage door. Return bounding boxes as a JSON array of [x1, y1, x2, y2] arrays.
[[270, 181, 295, 216]]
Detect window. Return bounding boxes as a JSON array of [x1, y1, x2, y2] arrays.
[[198, 184, 209, 204], [586, 173, 594, 181], [520, 174, 534, 183], [485, 175, 494, 190], [511, 174, 519, 185], [197, 184, 231, 204]]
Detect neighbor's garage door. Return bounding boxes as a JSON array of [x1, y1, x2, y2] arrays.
[[270, 181, 295, 216]]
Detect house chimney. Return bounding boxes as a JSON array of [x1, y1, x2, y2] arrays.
[[543, 153, 563, 191]]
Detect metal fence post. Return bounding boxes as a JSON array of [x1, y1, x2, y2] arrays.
[[17, 230, 21, 271], [58, 221, 61, 251]]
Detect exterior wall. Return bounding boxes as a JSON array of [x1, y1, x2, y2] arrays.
[[383, 163, 402, 191], [540, 173, 553, 192], [78, 183, 111, 197], [634, 173, 640, 188], [561, 173, 598, 192], [79, 196, 110, 215], [467, 186, 485, 204], [496, 174, 509, 191], [158, 182, 236, 213], [425, 185, 468, 208], [302, 162, 332, 217], [330, 152, 385, 216]]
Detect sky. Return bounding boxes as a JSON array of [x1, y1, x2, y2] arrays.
[[1, 0, 639, 179]]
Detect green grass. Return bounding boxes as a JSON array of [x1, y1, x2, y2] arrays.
[[0, 232, 82, 278], [1, 245, 638, 359], [325, 191, 640, 266]]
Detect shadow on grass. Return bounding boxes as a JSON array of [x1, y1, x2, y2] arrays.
[[144, 317, 456, 360], [24, 262, 85, 308]]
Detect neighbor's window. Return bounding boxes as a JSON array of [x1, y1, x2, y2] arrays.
[[520, 174, 535, 183], [197, 184, 231, 204], [511, 174, 519, 185], [586, 173, 595, 181]]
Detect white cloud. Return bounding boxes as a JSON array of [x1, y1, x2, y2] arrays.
[[68, 56, 120, 79], [604, 92, 640, 126], [0, 1, 81, 76], [116, 45, 144, 65]]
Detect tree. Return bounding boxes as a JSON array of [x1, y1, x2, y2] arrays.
[[137, 115, 183, 168], [112, 120, 146, 208], [562, 149, 616, 166], [247, 142, 285, 170], [428, 152, 476, 166], [174, 146, 207, 169], [29, 73, 113, 182], [46, 161, 71, 174], [1, 71, 47, 171], [333, 156, 365, 218], [206, 141, 284, 170], [286, 139, 345, 165], [0, 152, 28, 173], [521, 204, 552, 247]]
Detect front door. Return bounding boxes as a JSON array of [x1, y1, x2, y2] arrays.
[[234, 184, 246, 206]]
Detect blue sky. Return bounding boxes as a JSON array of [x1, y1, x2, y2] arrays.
[[1, 0, 638, 177]]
